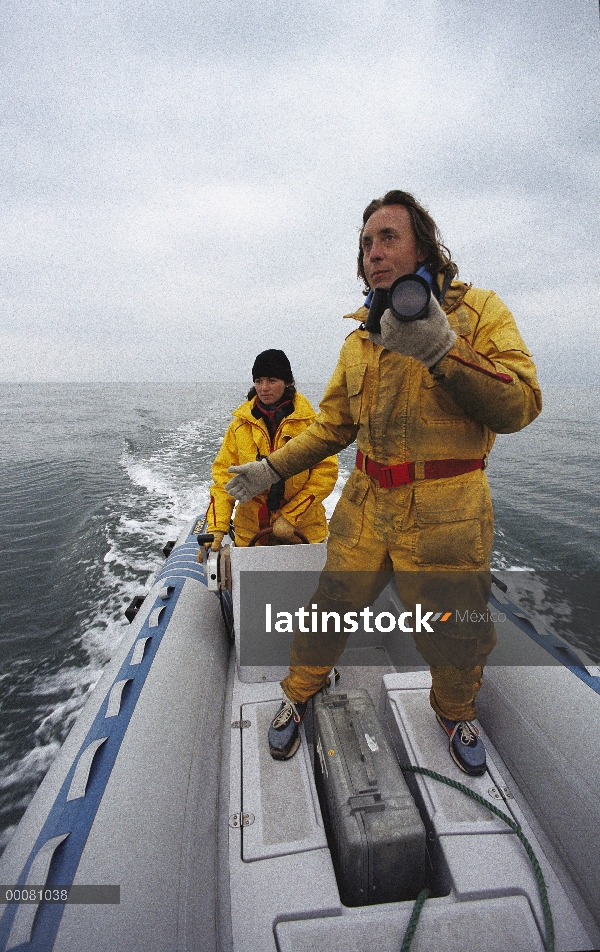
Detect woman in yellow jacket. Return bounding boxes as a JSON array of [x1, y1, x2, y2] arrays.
[[205, 350, 338, 550]]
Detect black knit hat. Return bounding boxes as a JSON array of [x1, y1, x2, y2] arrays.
[[252, 349, 293, 383]]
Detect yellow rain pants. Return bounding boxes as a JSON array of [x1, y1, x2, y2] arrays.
[[281, 466, 496, 721]]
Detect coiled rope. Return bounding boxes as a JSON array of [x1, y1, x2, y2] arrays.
[[398, 764, 555, 952]]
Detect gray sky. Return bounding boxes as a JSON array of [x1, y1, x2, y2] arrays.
[[2, 0, 599, 385]]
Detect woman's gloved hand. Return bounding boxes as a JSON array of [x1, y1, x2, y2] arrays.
[[225, 458, 280, 503], [197, 530, 225, 561], [371, 296, 456, 368], [271, 515, 296, 542], [206, 531, 225, 552]]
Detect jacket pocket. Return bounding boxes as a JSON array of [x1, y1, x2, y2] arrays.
[[328, 469, 369, 548], [346, 363, 368, 425]]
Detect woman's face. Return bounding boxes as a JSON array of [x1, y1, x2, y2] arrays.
[[254, 377, 286, 406]]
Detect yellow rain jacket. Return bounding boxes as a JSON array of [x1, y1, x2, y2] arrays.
[[207, 392, 338, 546], [269, 280, 542, 483]]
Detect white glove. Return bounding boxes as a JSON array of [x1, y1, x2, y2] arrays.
[[225, 458, 279, 503], [371, 296, 456, 368]]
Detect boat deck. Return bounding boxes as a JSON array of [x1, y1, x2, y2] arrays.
[[226, 672, 599, 951], [222, 542, 600, 952]]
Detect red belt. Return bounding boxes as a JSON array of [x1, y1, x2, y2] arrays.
[[356, 450, 484, 488]]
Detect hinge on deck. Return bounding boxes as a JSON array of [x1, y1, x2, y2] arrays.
[[488, 785, 514, 801], [229, 812, 255, 828], [231, 719, 251, 729]]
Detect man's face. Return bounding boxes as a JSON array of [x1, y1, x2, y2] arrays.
[[361, 205, 426, 289]]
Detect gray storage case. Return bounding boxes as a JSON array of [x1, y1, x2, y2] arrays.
[[313, 689, 426, 906]]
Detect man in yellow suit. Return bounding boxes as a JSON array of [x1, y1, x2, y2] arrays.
[[226, 191, 542, 774]]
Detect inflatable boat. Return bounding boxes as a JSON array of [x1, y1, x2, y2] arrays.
[[1, 519, 599, 952]]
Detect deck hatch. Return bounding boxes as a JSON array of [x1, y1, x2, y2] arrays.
[[240, 700, 327, 861]]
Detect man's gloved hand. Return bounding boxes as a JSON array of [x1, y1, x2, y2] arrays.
[[371, 296, 456, 368], [271, 515, 296, 542], [225, 458, 279, 503]]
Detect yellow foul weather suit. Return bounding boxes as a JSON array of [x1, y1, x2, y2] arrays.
[[267, 278, 542, 719], [207, 392, 338, 546]]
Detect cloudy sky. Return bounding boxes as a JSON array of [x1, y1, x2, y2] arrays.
[[2, 0, 599, 385]]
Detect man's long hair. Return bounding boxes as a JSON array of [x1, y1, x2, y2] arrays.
[[357, 190, 458, 291]]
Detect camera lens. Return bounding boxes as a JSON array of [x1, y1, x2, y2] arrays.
[[389, 274, 431, 322]]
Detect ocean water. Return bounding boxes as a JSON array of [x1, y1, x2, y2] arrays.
[[0, 382, 598, 853]]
